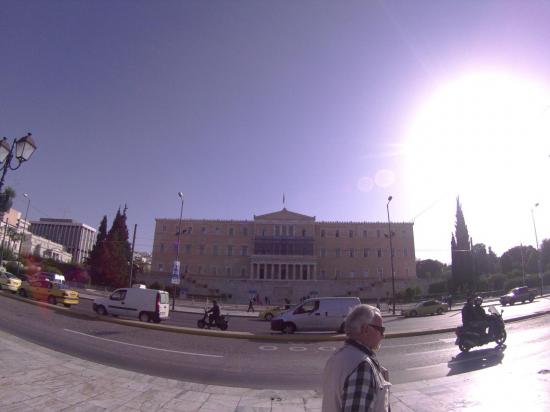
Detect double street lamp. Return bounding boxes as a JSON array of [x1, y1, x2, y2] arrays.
[[172, 192, 184, 310], [0, 133, 37, 193], [531, 203, 543, 296], [386, 196, 397, 315]]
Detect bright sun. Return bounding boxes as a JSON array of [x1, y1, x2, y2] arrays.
[[403, 70, 550, 260]]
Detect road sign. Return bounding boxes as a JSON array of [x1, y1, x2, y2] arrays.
[[171, 261, 180, 285]]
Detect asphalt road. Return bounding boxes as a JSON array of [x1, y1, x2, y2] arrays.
[[1, 292, 549, 390]]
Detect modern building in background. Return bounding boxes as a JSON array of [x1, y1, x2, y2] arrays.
[[151, 208, 416, 302], [0, 208, 29, 258], [30, 218, 96, 264]]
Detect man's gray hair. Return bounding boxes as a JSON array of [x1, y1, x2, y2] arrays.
[[344, 304, 381, 337]]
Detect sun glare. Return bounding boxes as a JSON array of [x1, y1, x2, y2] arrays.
[[404, 70, 550, 259]]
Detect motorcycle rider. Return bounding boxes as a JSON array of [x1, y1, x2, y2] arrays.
[[461, 296, 475, 327], [470, 296, 492, 337], [207, 299, 221, 327]]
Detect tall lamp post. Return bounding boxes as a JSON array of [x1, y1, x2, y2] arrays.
[[386, 196, 396, 315], [0, 133, 37, 193], [172, 192, 184, 310], [531, 203, 543, 296], [15, 193, 30, 276]]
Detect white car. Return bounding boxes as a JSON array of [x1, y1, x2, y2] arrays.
[[0, 271, 22, 293], [93, 287, 170, 323]]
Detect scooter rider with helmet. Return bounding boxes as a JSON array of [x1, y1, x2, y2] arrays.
[[470, 296, 493, 337], [207, 299, 221, 327]]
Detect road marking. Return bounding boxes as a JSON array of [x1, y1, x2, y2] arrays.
[[259, 345, 278, 351], [289, 346, 307, 351], [63, 329, 223, 358], [318, 346, 337, 351], [406, 364, 441, 371], [406, 347, 452, 356]]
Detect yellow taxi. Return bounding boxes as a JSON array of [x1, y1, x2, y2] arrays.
[[19, 279, 79, 307], [258, 306, 284, 321], [0, 271, 22, 293]]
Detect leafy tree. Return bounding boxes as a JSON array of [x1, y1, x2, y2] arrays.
[[0, 186, 16, 212], [540, 238, 550, 272], [416, 259, 446, 279], [500, 245, 537, 274]]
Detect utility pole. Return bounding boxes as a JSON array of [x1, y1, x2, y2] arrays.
[[129, 224, 137, 287]]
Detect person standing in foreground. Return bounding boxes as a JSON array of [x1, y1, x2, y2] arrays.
[[322, 304, 390, 412]]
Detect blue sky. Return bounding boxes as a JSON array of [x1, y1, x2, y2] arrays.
[[2, 1, 550, 262]]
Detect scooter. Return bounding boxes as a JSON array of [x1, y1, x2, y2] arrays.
[[197, 309, 229, 331], [455, 305, 507, 352]]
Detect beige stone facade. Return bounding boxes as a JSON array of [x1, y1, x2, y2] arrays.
[[151, 208, 416, 302]]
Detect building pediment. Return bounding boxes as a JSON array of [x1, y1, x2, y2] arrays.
[[254, 208, 315, 222]]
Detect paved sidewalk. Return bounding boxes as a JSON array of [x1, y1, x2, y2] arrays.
[[1, 328, 549, 411]]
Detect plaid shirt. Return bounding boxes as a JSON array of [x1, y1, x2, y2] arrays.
[[341, 342, 386, 411]]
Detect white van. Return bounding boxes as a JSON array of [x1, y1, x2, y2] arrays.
[[271, 296, 361, 334], [93, 287, 170, 323]]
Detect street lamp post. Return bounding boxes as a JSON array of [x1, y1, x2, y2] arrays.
[[531, 203, 543, 296], [172, 192, 184, 310], [386, 196, 396, 315], [15, 193, 30, 276], [0, 133, 37, 193]]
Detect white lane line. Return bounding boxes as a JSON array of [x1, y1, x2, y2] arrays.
[[64, 329, 223, 358], [406, 348, 453, 356], [406, 364, 441, 371]]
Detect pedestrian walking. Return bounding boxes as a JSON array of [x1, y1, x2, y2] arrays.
[[265, 296, 270, 305], [321, 304, 390, 412], [247, 299, 255, 312]]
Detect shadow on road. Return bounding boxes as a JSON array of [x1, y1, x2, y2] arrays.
[[447, 345, 506, 376]]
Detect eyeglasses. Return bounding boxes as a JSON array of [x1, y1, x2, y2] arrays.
[[368, 324, 385, 335]]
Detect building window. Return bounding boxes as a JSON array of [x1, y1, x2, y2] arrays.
[[241, 245, 248, 256], [335, 269, 341, 278], [158, 263, 164, 271], [160, 243, 164, 253], [213, 245, 218, 256], [282, 225, 287, 236], [302, 228, 306, 237], [378, 267, 383, 279], [404, 248, 408, 257], [275, 225, 280, 236], [320, 248, 326, 257], [349, 249, 354, 258], [281, 265, 286, 280], [350, 271, 355, 278], [363, 270, 369, 278], [377, 229, 381, 238], [187, 226, 193, 235], [162, 225, 167, 232], [349, 230, 353, 238], [321, 229, 325, 237], [202, 227, 207, 235], [363, 248, 369, 257], [289, 226, 294, 236], [241, 267, 246, 277], [215, 227, 220, 235], [242, 227, 248, 236], [185, 244, 192, 254], [226, 267, 231, 276], [227, 245, 233, 256], [335, 229, 339, 238], [363, 229, 367, 238], [200, 245, 205, 255], [336, 248, 341, 257], [377, 248, 382, 258], [198, 266, 202, 274], [229, 227, 234, 236]]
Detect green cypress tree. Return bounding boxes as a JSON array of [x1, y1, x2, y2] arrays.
[[104, 206, 132, 287], [451, 198, 474, 294], [88, 216, 108, 285]]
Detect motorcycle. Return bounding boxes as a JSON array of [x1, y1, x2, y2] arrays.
[[197, 309, 229, 331], [455, 305, 507, 352]]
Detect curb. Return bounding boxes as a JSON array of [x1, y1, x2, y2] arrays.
[[2, 291, 549, 342]]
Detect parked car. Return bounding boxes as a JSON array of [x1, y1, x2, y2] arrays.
[[0, 271, 21, 293], [93, 287, 170, 323], [271, 297, 361, 334], [401, 300, 449, 317], [18, 279, 79, 307], [258, 306, 284, 321], [499, 286, 537, 305]]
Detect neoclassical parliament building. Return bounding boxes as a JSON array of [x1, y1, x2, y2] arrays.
[[151, 208, 417, 303]]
